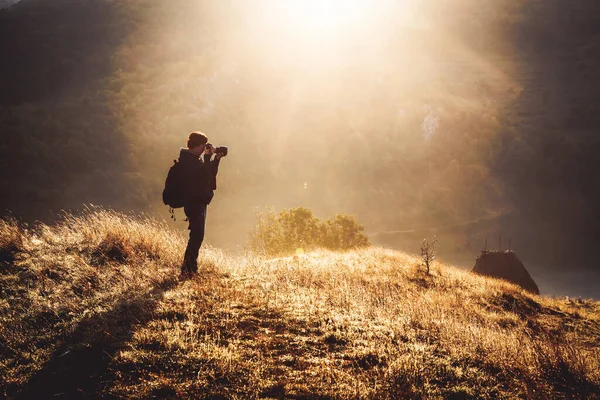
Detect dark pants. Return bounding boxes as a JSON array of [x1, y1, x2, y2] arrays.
[[182, 203, 207, 274]]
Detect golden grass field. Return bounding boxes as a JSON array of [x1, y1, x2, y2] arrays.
[[1, 210, 599, 399]]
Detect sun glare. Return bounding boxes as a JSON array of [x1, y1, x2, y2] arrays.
[[266, 0, 384, 41], [258, 0, 419, 51], [280, 0, 367, 31]]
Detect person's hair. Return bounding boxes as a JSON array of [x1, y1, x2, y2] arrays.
[[187, 132, 208, 149]]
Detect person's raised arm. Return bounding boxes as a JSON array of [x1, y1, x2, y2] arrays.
[[203, 144, 220, 190]]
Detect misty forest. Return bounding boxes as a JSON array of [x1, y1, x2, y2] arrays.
[[1, 0, 600, 399]]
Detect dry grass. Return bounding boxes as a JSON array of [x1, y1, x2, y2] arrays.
[[1, 210, 599, 399]]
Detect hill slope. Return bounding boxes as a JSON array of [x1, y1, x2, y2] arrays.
[[1, 210, 599, 399]]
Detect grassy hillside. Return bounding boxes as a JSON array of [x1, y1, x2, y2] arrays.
[[1, 210, 599, 399]]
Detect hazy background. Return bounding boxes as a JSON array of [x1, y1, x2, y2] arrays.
[[1, 0, 599, 297]]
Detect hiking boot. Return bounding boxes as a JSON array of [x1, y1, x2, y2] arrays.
[[179, 270, 190, 281]]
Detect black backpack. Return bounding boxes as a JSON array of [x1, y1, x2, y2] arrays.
[[162, 160, 186, 209]]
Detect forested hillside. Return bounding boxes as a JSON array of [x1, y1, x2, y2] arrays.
[[493, 0, 600, 265], [1, 0, 599, 268]]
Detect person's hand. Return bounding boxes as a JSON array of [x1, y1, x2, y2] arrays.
[[204, 144, 215, 156]]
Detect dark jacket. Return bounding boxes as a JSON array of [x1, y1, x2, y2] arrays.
[[179, 148, 220, 205]]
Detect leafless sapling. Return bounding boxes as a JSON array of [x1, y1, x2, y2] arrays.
[[420, 236, 437, 275]]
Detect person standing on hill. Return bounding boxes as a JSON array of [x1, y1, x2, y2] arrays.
[[178, 131, 225, 277]]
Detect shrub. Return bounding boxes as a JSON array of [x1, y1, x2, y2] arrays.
[[321, 214, 370, 250], [248, 207, 370, 256]]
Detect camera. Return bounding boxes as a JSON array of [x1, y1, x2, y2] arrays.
[[206, 144, 228, 156], [215, 146, 228, 156]]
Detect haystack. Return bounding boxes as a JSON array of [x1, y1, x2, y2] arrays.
[[472, 251, 540, 294]]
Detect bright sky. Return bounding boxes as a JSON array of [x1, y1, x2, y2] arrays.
[[261, 0, 418, 44]]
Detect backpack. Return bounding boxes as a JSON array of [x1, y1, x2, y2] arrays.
[[162, 160, 186, 209]]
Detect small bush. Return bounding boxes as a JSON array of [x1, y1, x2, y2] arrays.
[[248, 207, 370, 256], [321, 214, 370, 251]]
